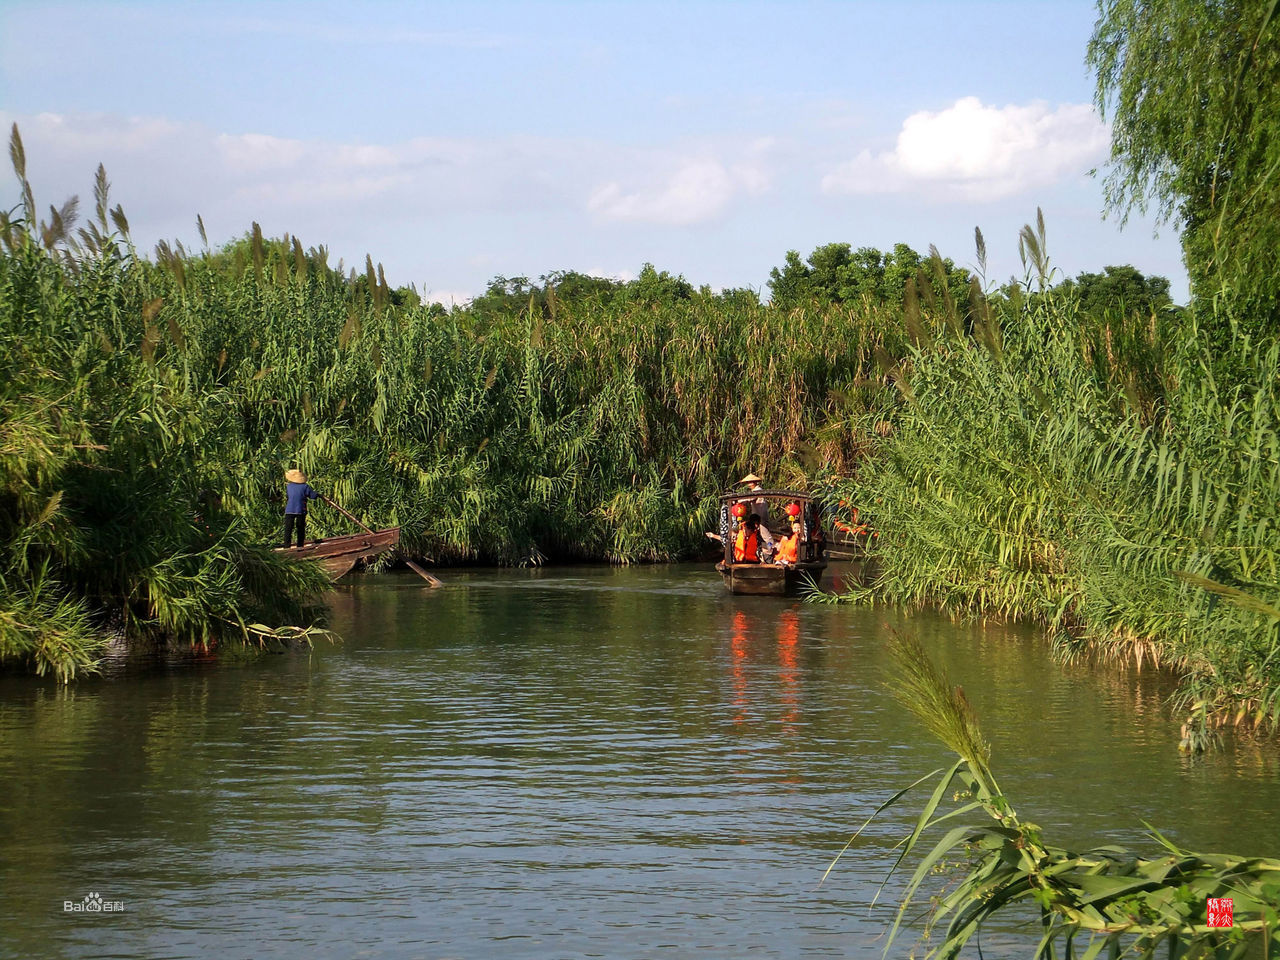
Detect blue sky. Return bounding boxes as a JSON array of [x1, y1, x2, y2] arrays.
[[1, 0, 1188, 303]]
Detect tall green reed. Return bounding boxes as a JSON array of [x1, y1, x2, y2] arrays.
[[1, 139, 908, 677], [828, 225, 1280, 747]]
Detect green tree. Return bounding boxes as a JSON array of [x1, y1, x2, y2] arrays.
[[767, 241, 970, 312], [1088, 0, 1280, 328], [766, 249, 818, 307], [624, 262, 694, 306], [467, 266, 693, 318], [389, 285, 421, 309], [1055, 264, 1174, 319]]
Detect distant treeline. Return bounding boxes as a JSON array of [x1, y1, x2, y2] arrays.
[[469, 241, 1177, 323], [766, 240, 1176, 321]]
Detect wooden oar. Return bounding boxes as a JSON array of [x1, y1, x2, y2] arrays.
[[322, 496, 443, 587], [404, 558, 443, 588], [409, 555, 450, 586]]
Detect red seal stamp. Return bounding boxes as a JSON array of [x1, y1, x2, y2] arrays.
[[1207, 898, 1233, 928]]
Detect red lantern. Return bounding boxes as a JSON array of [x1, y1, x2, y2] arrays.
[[731, 502, 749, 519], [786, 502, 801, 518]]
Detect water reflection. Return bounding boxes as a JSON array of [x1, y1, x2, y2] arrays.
[[725, 605, 803, 739], [1, 564, 1278, 960], [730, 609, 749, 727]]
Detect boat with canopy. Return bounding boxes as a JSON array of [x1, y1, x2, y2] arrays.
[[713, 489, 827, 595]]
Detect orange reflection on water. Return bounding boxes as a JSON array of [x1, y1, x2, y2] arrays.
[[725, 606, 807, 787], [777, 608, 800, 740], [731, 610, 749, 726]]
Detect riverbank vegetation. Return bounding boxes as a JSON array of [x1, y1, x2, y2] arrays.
[[0, 154, 335, 681], [0, 124, 918, 679], [3, 1, 1278, 756], [824, 222, 1280, 749], [824, 1, 1280, 748], [3, 127, 1277, 746]]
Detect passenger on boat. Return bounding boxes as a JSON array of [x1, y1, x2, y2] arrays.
[[734, 516, 763, 563], [774, 522, 800, 566], [283, 468, 320, 548]]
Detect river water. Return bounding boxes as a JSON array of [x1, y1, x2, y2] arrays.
[[2, 564, 1278, 959]]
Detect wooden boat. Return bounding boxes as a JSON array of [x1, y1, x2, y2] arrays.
[[713, 489, 827, 596], [825, 531, 869, 561], [276, 527, 400, 579], [717, 559, 826, 596], [827, 502, 875, 560]]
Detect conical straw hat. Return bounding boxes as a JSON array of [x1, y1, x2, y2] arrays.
[[738, 473, 763, 485], [285, 468, 307, 483]]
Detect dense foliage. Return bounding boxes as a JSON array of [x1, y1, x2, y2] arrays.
[[1048, 264, 1174, 320], [0, 175, 333, 682], [769, 239, 1175, 330], [0, 129, 917, 679], [7, 118, 1273, 752], [1089, 0, 1280, 331], [825, 227, 1280, 747], [767, 241, 972, 312]]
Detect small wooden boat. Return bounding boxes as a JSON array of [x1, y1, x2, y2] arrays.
[[713, 489, 827, 596], [277, 527, 400, 579], [825, 532, 868, 562], [827, 501, 875, 560]]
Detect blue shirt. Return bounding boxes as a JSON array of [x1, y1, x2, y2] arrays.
[[285, 481, 319, 515]]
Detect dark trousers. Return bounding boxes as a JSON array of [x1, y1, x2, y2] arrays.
[[283, 513, 306, 548]]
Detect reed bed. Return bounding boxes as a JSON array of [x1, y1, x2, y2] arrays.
[[149, 236, 900, 564], [0, 141, 906, 678], [7, 135, 1280, 747], [827, 251, 1280, 748]]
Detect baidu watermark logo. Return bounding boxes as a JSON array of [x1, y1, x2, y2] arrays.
[[64, 892, 125, 913]]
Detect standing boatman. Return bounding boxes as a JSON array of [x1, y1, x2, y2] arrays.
[[739, 473, 769, 523], [283, 468, 320, 548]]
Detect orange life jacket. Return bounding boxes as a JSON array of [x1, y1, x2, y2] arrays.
[[776, 534, 798, 564], [734, 527, 760, 562]]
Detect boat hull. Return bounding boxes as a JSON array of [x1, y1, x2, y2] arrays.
[[276, 528, 401, 580], [715, 561, 826, 596]]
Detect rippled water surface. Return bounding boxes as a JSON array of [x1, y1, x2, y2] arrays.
[[3, 564, 1279, 959]]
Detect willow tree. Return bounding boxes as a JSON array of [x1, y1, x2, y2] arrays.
[[1088, 1, 1280, 330]]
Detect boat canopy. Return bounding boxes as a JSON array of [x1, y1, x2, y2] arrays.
[[718, 488, 815, 506], [714, 488, 828, 584]]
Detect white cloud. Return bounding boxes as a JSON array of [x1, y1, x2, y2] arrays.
[[22, 111, 183, 154], [588, 157, 769, 226], [822, 97, 1108, 201], [3, 111, 777, 250], [215, 132, 310, 172], [0, 111, 582, 228], [0, 110, 782, 300]]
